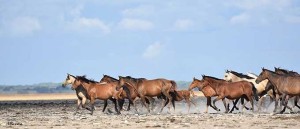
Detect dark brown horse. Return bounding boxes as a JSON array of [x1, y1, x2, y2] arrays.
[[202, 75, 258, 113], [72, 75, 120, 115], [117, 76, 178, 113], [257, 68, 300, 113]]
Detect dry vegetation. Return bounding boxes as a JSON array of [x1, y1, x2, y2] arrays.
[[0, 93, 77, 101]]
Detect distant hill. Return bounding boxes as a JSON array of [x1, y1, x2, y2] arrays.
[[0, 83, 72, 94], [0, 81, 191, 94]]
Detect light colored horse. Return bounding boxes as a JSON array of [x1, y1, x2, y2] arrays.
[[224, 70, 274, 112], [62, 74, 90, 114]]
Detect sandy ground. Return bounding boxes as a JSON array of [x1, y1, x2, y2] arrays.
[[0, 95, 300, 129]]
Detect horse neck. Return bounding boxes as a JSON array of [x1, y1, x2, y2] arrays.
[[204, 79, 219, 90], [266, 72, 285, 89], [80, 81, 93, 91]]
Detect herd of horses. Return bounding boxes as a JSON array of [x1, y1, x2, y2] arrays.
[[62, 67, 300, 115]]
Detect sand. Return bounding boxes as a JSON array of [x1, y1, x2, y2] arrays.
[[0, 94, 300, 129]]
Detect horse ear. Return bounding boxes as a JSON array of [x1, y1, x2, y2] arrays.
[[225, 69, 229, 73], [193, 77, 195, 80], [118, 76, 122, 79]]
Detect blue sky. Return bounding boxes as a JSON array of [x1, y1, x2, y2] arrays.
[[1, 0, 300, 85]]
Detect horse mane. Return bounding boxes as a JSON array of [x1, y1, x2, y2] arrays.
[[275, 67, 290, 74], [124, 76, 146, 83], [264, 68, 280, 75], [76, 75, 98, 84], [69, 74, 76, 79], [275, 67, 299, 75], [229, 70, 254, 79], [202, 75, 223, 81], [103, 75, 119, 82]]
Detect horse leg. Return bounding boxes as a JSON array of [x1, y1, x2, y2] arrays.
[[280, 94, 288, 114], [161, 91, 173, 113], [141, 96, 151, 113], [232, 98, 240, 111], [90, 97, 95, 115], [294, 96, 300, 109], [212, 96, 222, 111], [229, 98, 240, 113], [118, 99, 125, 111], [222, 98, 228, 113], [185, 98, 191, 113], [74, 99, 81, 115], [146, 96, 155, 111], [273, 94, 280, 113], [102, 100, 108, 112], [204, 97, 210, 113], [81, 96, 91, 111], [127, 99, 132, 111], [230, 98, 240, 113], [112, 99, 121, 114], [132, 97, 139, 113]]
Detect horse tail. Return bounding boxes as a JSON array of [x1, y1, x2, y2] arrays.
[[250, 82, 259, 101], [170, 80, 177, 92], [168, 90, 178, 109]]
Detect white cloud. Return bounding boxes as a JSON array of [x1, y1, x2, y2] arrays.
[[122, 5, 155, 17], [173, 19, 194, 30], [230, 13, 250, 25], [2, 17, 42, 35], [67, 17, 111, 34], [143, 42, 164, 59], [118, 18, 154, 31]]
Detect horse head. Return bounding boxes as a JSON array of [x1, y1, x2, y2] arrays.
[[62, 73, 76, 87]]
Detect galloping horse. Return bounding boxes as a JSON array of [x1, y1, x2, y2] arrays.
[[203, 75, 258, 113], [99, 75, 134, 111], [62, 74, 90, 114], [72, 75, 120, 115], [189, 77, 223, 113], [256, 68, 300, 114], [189, 76, 250, 113], [274, 67, 300, 111], [117, 76, 178, 113], [224, 70, 275, 111]]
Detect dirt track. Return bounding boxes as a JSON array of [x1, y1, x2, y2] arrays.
[[0, 97, 300, 129]]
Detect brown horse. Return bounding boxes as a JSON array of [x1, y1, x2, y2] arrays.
[[158, 90, 196, 113], [274, 67, 300, 109], [117, 76, 178, 113], [189, 76, 250, 113], [99, 75, 135, 111], [189, 77, 221, 113], [256, 68, 300, 114], [72, 75, 120, 115], [202, 75, 258, 113]]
